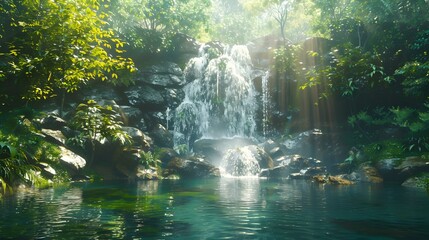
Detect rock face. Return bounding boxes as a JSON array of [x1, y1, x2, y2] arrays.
[[149, 124, 173, 148], [125, 85, 165, 110]]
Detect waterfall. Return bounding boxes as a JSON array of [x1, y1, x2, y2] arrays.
[[174, 44, 257, 149], [261, 71, 270, 138]]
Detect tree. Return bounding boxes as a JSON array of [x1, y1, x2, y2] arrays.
[[109, 0, 211, 52], [269, 0, 296, 44], [0, 0, 135, 108]]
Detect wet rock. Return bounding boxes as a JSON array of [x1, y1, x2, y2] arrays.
[[328, 176, 354, 185], [313, 175, 354, 185], [193, 137, 257, 166], [261, 139, 287, 160], [163, 157, 220, 179], [160, 88, 185, 110], [290, 166, 327, 179]]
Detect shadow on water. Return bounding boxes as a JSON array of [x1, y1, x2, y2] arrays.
[[332, 219, 429, 240]]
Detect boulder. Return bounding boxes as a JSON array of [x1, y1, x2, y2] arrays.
[[395, 156, 429, 179], [193, 137, 257, 166], [122, 127, 153, 151], [260, 139, 287, 160], [37, 162, 57, 179], [40, 115, 67, 130], [156, 148, 179, 167], [149, 124, 174, 148], [41, 129, 67, 146], [163, 157, 220, 179], [59, 146, 86, 175]]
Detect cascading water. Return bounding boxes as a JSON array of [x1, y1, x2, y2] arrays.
[[174, 44, 257, 149], [173, 44, 270, 177], [220, 146, 261, 177], [261, 71, 271, 138]]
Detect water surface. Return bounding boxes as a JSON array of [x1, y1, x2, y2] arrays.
[[1, 179, 428, 239]]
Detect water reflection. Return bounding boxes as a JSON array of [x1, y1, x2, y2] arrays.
[[1, 180, 429, 239]]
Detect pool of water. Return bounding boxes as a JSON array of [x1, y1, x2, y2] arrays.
[[1, 178, 428, 239]]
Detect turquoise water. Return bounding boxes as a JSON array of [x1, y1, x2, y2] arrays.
[[1, 178, 428, 239]]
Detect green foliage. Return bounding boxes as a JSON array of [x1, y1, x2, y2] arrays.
[[68, 100, 131, 153], [362, 141, 406, 163], [347, 108, 392, 129], [302, 43, 390, 96], [174, 144, 189, 157], [0, 109, 67, 196], [139, 151, 161, 171], [395, 61, 429, 98], [0, 0, 135, 106], [0, 138, 37, 195], [272, 45, 300, 74], [109, 0, 210, 52]]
